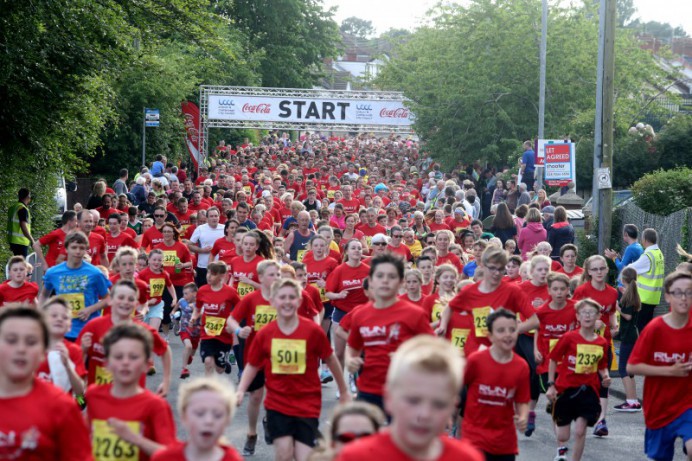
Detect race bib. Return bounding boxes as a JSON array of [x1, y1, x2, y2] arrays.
[[451, 328, 470, 352], [431, 301, 444, 322], [92, 419, 140, 461], [254, 305, 277, 331], [549, 338, 559, 353], [238, 282, 255, 297], [62, 292, 86, 318], [296, 249, 306, 263], [95, 366, 113, 385], [472, 306, 491, 337], [149, 278, 165, 298], [575, 344, 603, 374], [365, 236, 373, 246], [204, 316, 226, 336], [312, 283, 328, 302], [162, 251, 177, 267], [327, 190, 336, 199], [243, 185, 252, 194], [271, 338, 306, 374], [595, 326, 605, 337]]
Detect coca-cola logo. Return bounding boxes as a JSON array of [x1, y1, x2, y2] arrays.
[[242, 103, 271, 114], [379, 107, 409, 118]]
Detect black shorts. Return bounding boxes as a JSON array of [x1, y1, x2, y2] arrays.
[[458, 385, 468, 417], [552, 385, 601, 427], [265, 409, 319, 447], [484, 453, 515, 461], [199, 339, 232, 369], [323, 302, 334, 321], [356, 391, 384, 412], [247, 370, 265, 393]]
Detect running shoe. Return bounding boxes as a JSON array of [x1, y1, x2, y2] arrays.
[[593, 419, 609, 437], [524, 411, 536, 437], [320, 369, 334, 384], [147, 366, 156, 376], [349, 374, 357, 394], [262, 417, 272, 445], [545, 400, 554, 414], [242, 434, 258, 456], [180, 368, 190, 379], [228, 351, 236, 365], [553, 446, 568, 461], [614, 402, 642, 412]]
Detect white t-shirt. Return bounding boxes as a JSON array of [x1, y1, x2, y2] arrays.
[[190, 224, 225, 268]]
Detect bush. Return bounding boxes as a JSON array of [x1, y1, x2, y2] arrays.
[[631, 167, 692, 215]]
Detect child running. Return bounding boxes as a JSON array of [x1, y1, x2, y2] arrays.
[[151, 377, 243, 461], [86, 323, 176, 460], [173, 282, 201, 379], [336, 336, 484, 460], [546, 298, 612, 461], [0, 256, 39, 308], [613, 267, 642, 412]]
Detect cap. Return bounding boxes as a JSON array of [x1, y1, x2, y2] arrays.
[[542, 205, 555, 214], [454, 208, 465, 215], [371, 233, 388, 244], [262, 190, 272, 198]]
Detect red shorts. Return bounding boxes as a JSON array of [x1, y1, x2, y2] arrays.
[[180, 332, 200, 350]]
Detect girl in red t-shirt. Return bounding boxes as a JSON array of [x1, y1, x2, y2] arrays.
[[422, 264, 458, 329], [211, 220, 239, 265], [229, 231, 270, 298], [399, 269, 428, 306]]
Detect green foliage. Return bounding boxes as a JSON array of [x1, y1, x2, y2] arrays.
[[631, 167, 692, 215], [626, 20, 688, 39], [341, 17, 376, 38], [375, 0, 672, 171], [656, 115, 692, 170]]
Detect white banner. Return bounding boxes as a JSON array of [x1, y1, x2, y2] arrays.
[[207, 95, 414, 126]]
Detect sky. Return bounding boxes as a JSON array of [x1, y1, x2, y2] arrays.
[[322, 0, 692, 37]]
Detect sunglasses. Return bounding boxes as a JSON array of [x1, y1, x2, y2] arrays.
[[372, 242, 387, 246], [154, 214, 165, 218], [334, 432, 374, 444]]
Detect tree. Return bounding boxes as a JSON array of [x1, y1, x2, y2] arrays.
[[627, 20, 689, 39], [375, 0, 672, 175], [341, 17, 376, 39]]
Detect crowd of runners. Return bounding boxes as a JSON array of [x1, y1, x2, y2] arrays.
[[2, 132, 691, 461]]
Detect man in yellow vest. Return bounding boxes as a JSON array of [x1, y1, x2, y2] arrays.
[[626, 228, 664, 332], [6, 188, 35, 257]]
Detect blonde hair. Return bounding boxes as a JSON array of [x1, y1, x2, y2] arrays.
[[575, 298, 601, 315], [580, 254, 608, 284], [404, 269, 423, 284], [178, 377, 236, 420], [257, 259, 280, 277], [529, 254, 552, 274], [386, 336, 463, 393], [270, 278, 302, 299]]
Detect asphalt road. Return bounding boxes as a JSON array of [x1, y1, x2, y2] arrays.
[[147, 336, 688, 460]]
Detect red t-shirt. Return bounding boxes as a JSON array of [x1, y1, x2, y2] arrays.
[[359, 224, 387, 245], [303, 253, 339, 303], [122, 227, 137, 240], [462, 349, 530, 455], [421, 280, 434, 296], [196, 284, 240, 344], [549, 330, 609, 395], [106, 275, 149, 315], [96, 206, 115, 220], [58, 232, 108, 266], [448, 281, 533, 354], [77, 316, 167, 386], [36, 340, 87, 391], [555, 265, 584, 278], [325, 262, 370, 313], [152, 442, 242, 461], [140, 226, 164, 251], [398, 292, 429, 307], [211, 238, 237, 264], [535, 300, 577, 374], [572, 282, 618, 341], [628, 316, 692, 429], [0, 378, 92, 461], [429, 222, 452, 232], [105, 232, 139, 262], [518, 281, 549, 335], [336, 431, 483, 461], [387, 244, 413, 262], [137, 268, 173, 305], [338, 198, 361, 214], [436, 252, 464, 273], [0, 281, 39, 307], [86, 384, 176, 461], [347, 300, 434, 396], [247, 317, 332, 418], [445, 309, 474, 355], [38, 228, 67, 267], [153, 241, 194, 286], [229, 255, 264, 297], [445, 216, 471, 234], [502, 275, 522, 285], [421, 292, 446, 323]]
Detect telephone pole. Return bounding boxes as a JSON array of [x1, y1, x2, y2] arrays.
[[593, 0, 616, 253]]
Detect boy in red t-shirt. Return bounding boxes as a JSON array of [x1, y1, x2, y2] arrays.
[[0, 307, 93, 460], [546, 299, 611, 461], [462, 308, 530, 459], [192, 261, 240, 376], [237, 278, 349, 461], [86, 323, 176, 460], [336, 335, 483, 461], [627, 271, 692, 461], [0, 255, 39, 308]]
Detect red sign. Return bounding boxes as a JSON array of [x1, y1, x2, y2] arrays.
[[181, 101, 201, 171]]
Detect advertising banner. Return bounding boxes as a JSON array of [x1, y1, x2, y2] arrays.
[[544, 143, 575, 187], [207, 95, 413, 126], [181, 101, 201, 170]]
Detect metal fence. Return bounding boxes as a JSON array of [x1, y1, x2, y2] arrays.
[[614, 201, 692, 275]]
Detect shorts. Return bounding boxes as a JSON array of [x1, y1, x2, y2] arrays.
[[247, 370, 265, 393], [483, 454, 515, 461], [180, 331, 200, 350], [645, 408, 692, 461], [161, 288, 177, 325], [356, 391, 384, 412], [144, 301, 164, 322], [265, 409, 319, 447], [323, 302, 334, 321], [458, 385, 468, 418], [331, 307, 348, 324], [618, 342, 635, 378], [552, 385, 601, 427], [200, 339, 232, 370]]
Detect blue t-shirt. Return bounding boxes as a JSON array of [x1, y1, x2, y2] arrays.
[[43, 262, 111, 339], [521, 149, 535, 173], [151, 161, 165, 177], [178, 299, 201, 336], [463, 260, 478, 278]]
